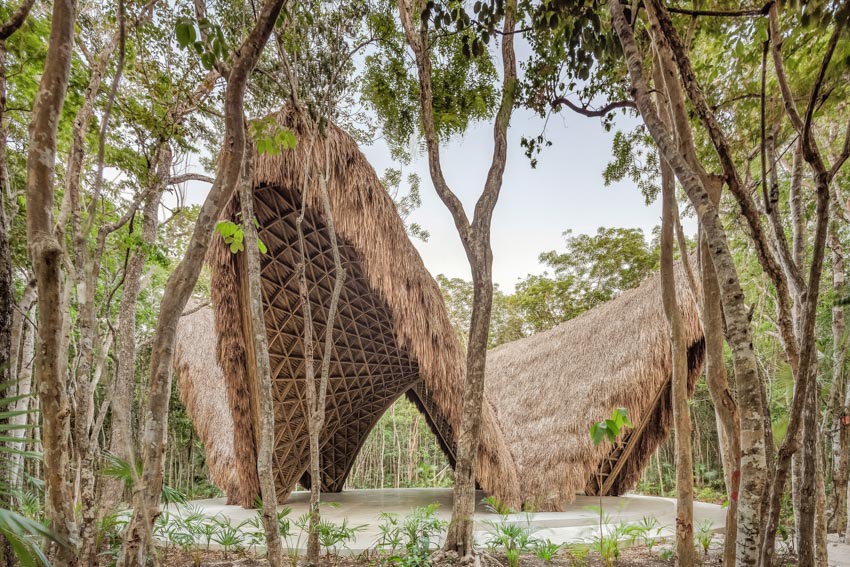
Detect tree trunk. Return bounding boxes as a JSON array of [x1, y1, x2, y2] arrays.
[[829, 220, 848, 533], [240, 143, 282, 566], [23, 0, 80, 560], [798, 381, 818, 564], [444, 251, 495, 556], [660, 156, 694, 566], [103, 143, 172, 512], [9, 307, 34, 493], [396, 0, 517, 556], [761, 8, 839, 560], [702, 236, 741, 566], [815, 439, 828, 567], [117, 1, 288, 562], [1, 36, 36, 567]]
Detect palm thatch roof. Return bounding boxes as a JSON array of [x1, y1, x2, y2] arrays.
[[173, 304, 241, 504], [486, 261, 704, 510], [205, 107, 520, 507], [175, 106, 706, 511]]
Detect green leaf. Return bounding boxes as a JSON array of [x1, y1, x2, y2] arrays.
[[257, 239, 268, 254], [175, 22, 192, 48], [215, 221, 238, 238]]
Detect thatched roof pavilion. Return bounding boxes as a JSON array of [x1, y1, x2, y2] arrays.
[[173, 108, 705, 511], [202, 108, 519, 508], [485, 261, 704, 510]]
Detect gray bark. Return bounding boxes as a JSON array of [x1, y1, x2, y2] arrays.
[[23, 0, 80, 560], [396, 0, 518, 555], [240, 141, 282, 566]]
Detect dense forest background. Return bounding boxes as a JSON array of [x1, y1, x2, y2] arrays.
[[2, 0, 850, 563]]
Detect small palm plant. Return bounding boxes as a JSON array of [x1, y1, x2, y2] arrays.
[[374, 504, 447, 566], [696, 519, 714, 556], [588, 408, 633, 565], [483, 496, 539, 567], [0, 379, 69, 565]]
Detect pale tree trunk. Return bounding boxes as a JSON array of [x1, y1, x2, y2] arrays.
[[9, 306, 35, 494], [240, 140, 282, 566], [702, 226, 741, 567], [23, 0, 80, 560], [102, 143, 173, 512], [828, 219, 848, 533], [815, 440, 828, 567], [609, 3, 768, 562], [297, 134, 346, 564], [117, 0, 288, 562], [50, 20, 134, 532], [642, 2, 844, 563], [798, 381, 820, 563], [658, 141, 694, 565], [792, 441, 803, 550], [71, 7, 129, 560], [104, 71, 216, 511], [651, 49, 694, 564], [396, 0, 517, 556], [644, 16, 743, 563]]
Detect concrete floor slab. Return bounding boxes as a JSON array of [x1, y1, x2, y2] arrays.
[[163, 488, 727, 554]]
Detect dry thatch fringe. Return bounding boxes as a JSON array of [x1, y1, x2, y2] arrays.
[[174, 303, 241, 502], [208, 107, 522, 507], [486, 260, 704, 510], [208, 237, 261, 508]]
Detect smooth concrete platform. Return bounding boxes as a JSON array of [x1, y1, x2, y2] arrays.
[[164, 488, 726, 553]]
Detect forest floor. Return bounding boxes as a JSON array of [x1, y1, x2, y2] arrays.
[[157, 545, 800, 566], [170, 489, 726, 553], [152, 535, 850, 565]]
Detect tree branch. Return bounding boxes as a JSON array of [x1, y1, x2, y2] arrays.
[[647, 0, 801, 366], [0, 0, 36, 40], [550, 96, 636, 117], [397, 0, 471, 242], [168, 173, 215, 185], [664, 2, 772, 17]]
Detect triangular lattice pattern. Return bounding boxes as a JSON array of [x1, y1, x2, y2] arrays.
[[253, 183, 427, 497]]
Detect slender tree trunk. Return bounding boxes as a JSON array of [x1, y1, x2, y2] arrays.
[[444, 252, 495, 556], [654, 71, 694, 564], [103, 143, 172, 512], [760, 10, 842, 562], [829, 220, 848, 533], [9, 308, 34, 493], [702, 237, 741, 566], [1, 35, 36, 567], [396, 0, 517, 556], [240, 142, 282, 566], [815, 439, 828, 567], [799, 381, 819, 564], [23, 0, 80, 560]]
